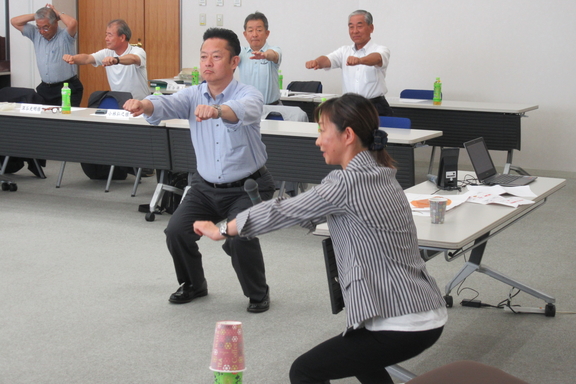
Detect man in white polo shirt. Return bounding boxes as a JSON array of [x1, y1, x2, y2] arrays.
[[63, 19, 149, 100]]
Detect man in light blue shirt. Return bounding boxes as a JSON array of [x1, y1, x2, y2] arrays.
[[238, 12, 282, 105], [124, 28, 275, 313]]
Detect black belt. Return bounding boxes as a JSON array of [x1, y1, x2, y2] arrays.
[[202, 166, 266, 188], [41, 75, 78, 87]]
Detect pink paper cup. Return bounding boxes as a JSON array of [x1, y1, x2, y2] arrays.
[[210, 321, 245, 372]]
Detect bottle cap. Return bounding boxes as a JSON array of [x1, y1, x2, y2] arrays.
[[155, 86, 160, 90], [63, 83, 68, 87]]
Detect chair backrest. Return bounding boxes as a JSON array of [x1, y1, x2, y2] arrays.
[[0, 87, 45, 104], [263, 105, 309, 122], [88, 91, 133, 109], [287, 81, 322, 93], [379, 116, 411, 129], [400, 89, 434, 100]]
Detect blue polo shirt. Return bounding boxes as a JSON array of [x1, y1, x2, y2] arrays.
[[238, 43, 282, 104]]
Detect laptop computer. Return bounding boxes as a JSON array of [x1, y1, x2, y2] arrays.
[[464, 137, 537, 187]]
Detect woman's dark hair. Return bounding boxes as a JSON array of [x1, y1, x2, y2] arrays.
[[314, 93, 395, 168]]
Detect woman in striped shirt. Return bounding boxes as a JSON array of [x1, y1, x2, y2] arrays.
[[194, 93, 447, 384]]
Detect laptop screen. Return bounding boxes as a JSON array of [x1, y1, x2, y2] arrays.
[[464, 137, 497, 181]]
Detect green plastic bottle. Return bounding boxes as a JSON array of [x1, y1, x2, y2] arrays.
[[433, 77, 442, 105], [153, 86, 162, 96], [191, 67, 200, 85], [278, 70, 283, 90], [61, 83, 71, 114]]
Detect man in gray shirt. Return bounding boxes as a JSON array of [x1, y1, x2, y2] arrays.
[[11, 4, 83, 106]]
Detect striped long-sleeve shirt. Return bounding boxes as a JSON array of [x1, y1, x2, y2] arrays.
[[236, 150, 446, 330]]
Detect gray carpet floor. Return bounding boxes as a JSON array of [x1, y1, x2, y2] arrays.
[[1, 160, 575, 383]]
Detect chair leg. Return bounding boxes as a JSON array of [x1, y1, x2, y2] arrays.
[[385, 364, 417, 382], [427, 146, 439, 175], [31, 159, 46, 179], [105, 165, 115, 192], [56, 161, 66, 188], [0, 156, 8, 174], [131, 168, 142, 197]]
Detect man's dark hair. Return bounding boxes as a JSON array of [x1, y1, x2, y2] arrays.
[[202, 28, 241, 57], [108, 19, 132, 41], [243, 11, 269, 31]]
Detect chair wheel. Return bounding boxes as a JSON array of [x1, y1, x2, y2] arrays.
[[1, 182, 8, 191], [9, 183, 17, 192], [545, 303, 556, 317], [444, 295, 453, 308], [145, 212, 155, 222]]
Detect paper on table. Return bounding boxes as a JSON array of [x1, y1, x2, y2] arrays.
[[405, 194, 469, 216], [467, 184, 536, 198], [465, 185, 535, 207]]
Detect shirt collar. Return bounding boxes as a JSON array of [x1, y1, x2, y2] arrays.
[[202, 79, 239, 104], [352, 39, 374, 53]]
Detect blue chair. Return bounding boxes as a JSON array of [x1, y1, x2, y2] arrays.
[[379, 116, 411, 129], [399, 89, 441, 175], [400, 89, 435, 100]]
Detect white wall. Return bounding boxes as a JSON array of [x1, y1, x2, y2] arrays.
[[8, 0, 576, 175]]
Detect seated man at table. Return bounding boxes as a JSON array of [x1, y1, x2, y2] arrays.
[[63, 19, 150, 179], [123, 28, 275, 313]]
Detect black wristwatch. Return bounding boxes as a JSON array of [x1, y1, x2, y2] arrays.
[[114, 57, 120, 65], [219, 220, 232, 238]]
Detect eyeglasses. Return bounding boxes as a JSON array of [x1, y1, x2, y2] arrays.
[[43, 107, 61, 113], [36, 25, 52, 32]]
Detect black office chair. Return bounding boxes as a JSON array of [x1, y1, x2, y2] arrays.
[[286, 81, 323, 93], [0, 87, 46, 179]]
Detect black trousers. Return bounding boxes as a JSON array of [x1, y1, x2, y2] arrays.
[[164, 169, 275, 301], [289, 326, 444, 384], [370, 96, 394, 117], [36, 76, 84, 107]]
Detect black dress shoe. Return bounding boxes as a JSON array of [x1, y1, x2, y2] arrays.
[[169, 280, 208, 304], [247, 292, 270, 313]]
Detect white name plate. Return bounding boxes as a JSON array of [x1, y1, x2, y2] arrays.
[[106, 109, 131, 120], [166, 83, 186, 91], [20, 104, 43, 114]]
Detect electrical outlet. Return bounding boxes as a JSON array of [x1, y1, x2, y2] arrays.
[[216, 0, 224, 6], [199, 14, 206, 26], [234, 0, 242, 6], [216, 14, 223, 26], [199, 0, 206, 5]]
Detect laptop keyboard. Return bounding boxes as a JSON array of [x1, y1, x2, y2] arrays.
[[495, 174, 522, 183]]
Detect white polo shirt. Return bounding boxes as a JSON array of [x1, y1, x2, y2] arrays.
[[91, 45, 150, 100], [326, 39, 390, 99]]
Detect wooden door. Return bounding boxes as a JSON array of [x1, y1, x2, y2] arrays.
[[77, 0, 180, 106]]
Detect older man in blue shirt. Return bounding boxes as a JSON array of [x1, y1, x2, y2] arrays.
[[124, 28, 275, 313], [238, 12, 282, 105], [11, 4, 83, 106]]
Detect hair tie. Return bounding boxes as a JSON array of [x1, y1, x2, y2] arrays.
[[370, 129, 388, 151]]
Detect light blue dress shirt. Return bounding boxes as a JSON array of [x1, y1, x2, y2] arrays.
[[238, 43, 282, 104], [144, 80, 267, 184], [22, 24, 77, 84]]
